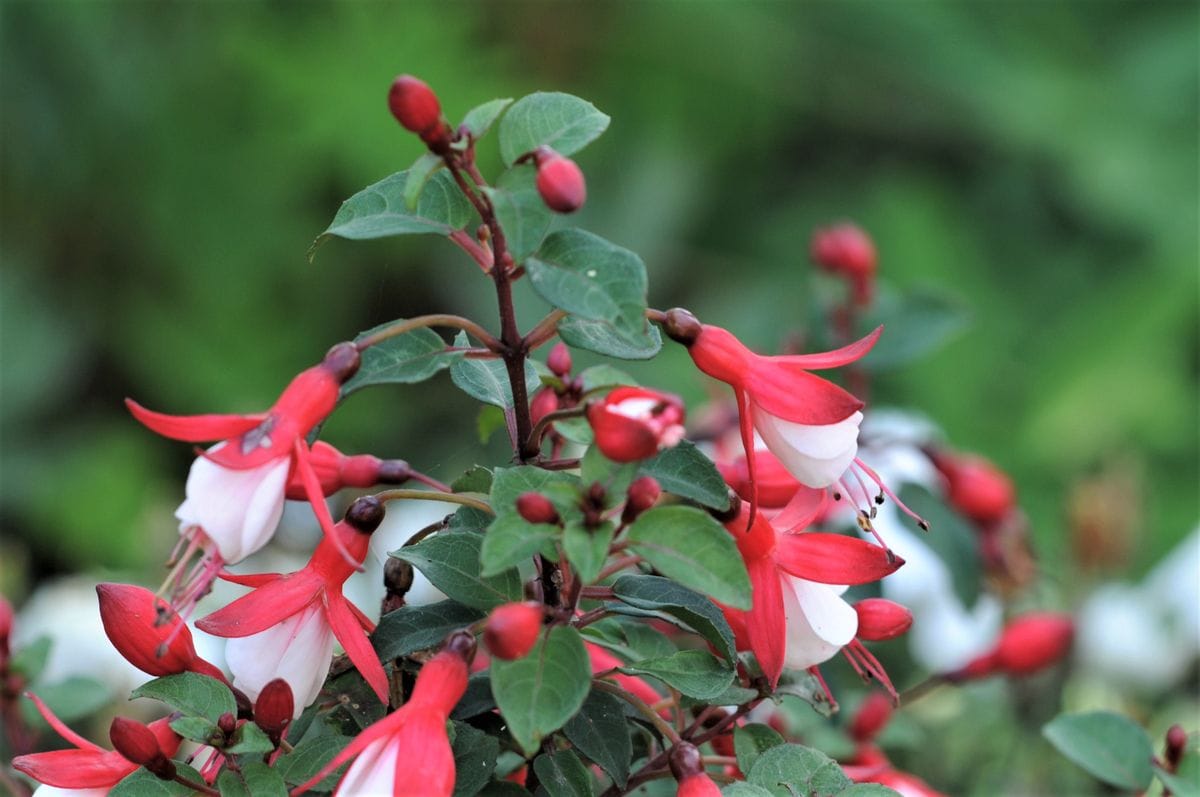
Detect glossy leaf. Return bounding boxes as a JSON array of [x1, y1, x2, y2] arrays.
[[625, 506, 752, 609], [491, 625, 591, 755], [486, 165, 552, 263], [1042, 711, 1155, 791], [527, 230, 648, 339], [563, 689, 633, 788], [619, 650, 734, 700], [747, 743, 852, 797], [558, 315, 662, 360], [452, 720, 500, 797], [130, 672, 235, 723], [610, 574, 736, 662], [342, 321, 459, 396], [498, 92, 610, 165], [275, 735, 353, 792], [638, 441, 730, 510], [392, 533, 523, 611], [460, 98, 513, 139]]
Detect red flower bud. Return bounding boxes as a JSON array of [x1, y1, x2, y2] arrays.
[[677, 773, 722, 797], [484, 602, 543, 661], [254, 678, 294, 745], [109, 717, 176, 779], [993, 612, 1074, 675], [534, 147, 587, 213], [96, 584, 222, 680], [854, 598, 913, 642], [810, 223, 877, 306], [587, 387, 686, 463], [529, 386, 560, 427], [1165, 724, 1188, 770], [0, 594, 12, 663], [623, 476, 662, 522], [388, 74, 444, 139], [932, 451, 1016, 526], [516, 492, 559, 525], [547, 342, 573, 377], [849, 692, 894, 743]]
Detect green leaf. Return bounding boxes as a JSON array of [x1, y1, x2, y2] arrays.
[[532, 748, 595, 797], [577, 364, 637, 393], [859, 288, 970, 371], [486, 165, 553, 264], [110, 764, 206, 797], [275, 734, 353, 791], [131, 672, 236, 723], [734, 723, 786, 778], [580, 446, 639, 507], [558, 315, 662, 361], [169, 715, 220, 745], [772, 671, 837, 719], [498, 92, 610, 166], [20, 676, 111, 725], [625, 506, 752, 609], [610, 575, 736, 662], [392, 533, 523, 611], [226, 720, 278, 755], [1156, 757, 1200, 797], [9, 636, 51, 680], [461, 98, 514, 139], [618, 620, 677, 661], [490, 466, 580, 517], [554, 417, 594, 446], [310, 169, 475, 258], [747, 743, 852, 797], [897, 485, 980, 609], [563, 689, 633, 788], [564, 520, 615, 585], [218, 762, 288, 797], [341, 321, 459, 396], [836, 786, 904, 796], [453, 466, 494, 495], [527, 230, 648, 341], [373, 600, 484, 659], [477, 405, 508, 443], [452, 720, 500, 797], [452, 672, 497, 719], [481, 514, 560, 577], [1042, 711, 1155, 790], [619, 650, 734, 700], [639, 441, 731, 511], [451, 336, 542, 409], [722, 784, 776, 796], [491, 625, 591, 755], [404, 153, 446, 210], [480, 784, 533, 796]]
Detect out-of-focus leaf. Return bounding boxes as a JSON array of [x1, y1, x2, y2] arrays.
[[21, 676, 110, 725], [859, 288, 970, 371], [897, 485, 980, 609], [1042, 711, 1154, 791]]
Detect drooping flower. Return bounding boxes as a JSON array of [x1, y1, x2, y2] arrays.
[[195, 496, 389, 717], [586, 386, 686, 463], [95, 583, 225, 681], [293, 632, 475, 797]]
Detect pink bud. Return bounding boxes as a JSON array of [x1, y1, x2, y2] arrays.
[[388, 75, 444, 139], [529, 386, 560, 427], [586, 387, 686, 463], [623, 476, 662, 522], [547, 342, 573, 377], [516, 492, 559, 525], [96, 584, 214, 678], [854, 598, 913, 641], [110, 717, 176, 779], [0, 594, 12, 663], [484, 602, 543, 661], [849, 692, 893, 743], [993, 613, 1074, 675], [534, 147, 587, 213], [810, 223, 877, 305], [677, 774, 722, 797], [933, 452, 1015, 526], [254, 678, 294, 745], [1166, 725, 1188, 769]]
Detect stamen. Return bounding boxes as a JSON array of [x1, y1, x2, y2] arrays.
[[806, 666, 839, 714], [845, 640, 899, 704], [853, 458, 929, 530], [848, 467, 877, 519]]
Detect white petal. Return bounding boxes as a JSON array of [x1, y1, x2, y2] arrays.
[[337, 737, 400, 797], [33, 788, 110, 797], [780, 575, 857, 670], [752, 407, 861, 488], [225, 602, 334, 717], [176, 453, 290, 563]]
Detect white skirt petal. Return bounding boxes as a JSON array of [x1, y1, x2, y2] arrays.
[[225, 602, 335, 717], [753, 408, 861, 488], [176, 451, 290, 563], [780, 574, 858, 671], [337, 736, 400, 796]]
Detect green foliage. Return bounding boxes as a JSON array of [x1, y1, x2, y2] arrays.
[[450, 333, 543, 409], [451, 720, 501, 797], [637, 441, 730, 511], [392, 531, 524, 611], [130, 672, 236, 723], [217, 762, 289, 797], [110, 764, 207, 797], [274, 735, 353, 792], [747, 743, 852, 797], [486, 165, 553, 263], [373, 599, 485, 658], [1042, 711, 1155, 791], [611, 574, 736, 661], [533, 748, 596, 797], [734, 723, 786, 777], [625, 506, 752, 609], [619, 650, 734, 700], [490, 625, 591, 755], [563, 689, 634, 788], [498, 92, 610, 165], [342, 321, 459, 396]]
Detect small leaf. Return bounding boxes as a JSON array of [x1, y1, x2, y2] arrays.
[[131, 672, 236, 723], [580, 446, 639, 507], [490, 466, 580, 517], [734, 723, 785, 777], [110, 764, 206, 797], [625, 506, 752, 609], [564, 521, 615, 585], [9, 636, 51, 681], [374, 600, 484, 660], [225, 721, 278, 755], [1042, 711, 1155, 791], [217, 762, 288, 797], [453, 466, 495, 494], [461, 98, 514, 139], [310, 169, 476, 258], [481, 514, 559, 577], [486, 165, 553, 264], [619, 650, 734, 700], [498, 92, 610, 166], [639, 441, 730, 510], [747, 743, 852, 797], [275, 734, 353, 792], [577, 365, 637, 393], [533, 748, 595, 797], [451, 338, 542, 409], [772, 671, 837, 719], [392, 533, 523, 611], [563, 689, 633, 788], [491, 625, 591, 755], [452, 720, 500, 797], [558, 315, 662, 361], [169, 715, 219, 745], [341, 321, 459, 397], [404, 153, 446, 210], [610, 575, 736, 662]]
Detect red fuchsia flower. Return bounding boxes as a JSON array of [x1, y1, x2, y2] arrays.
[[196, 496, 389, 717], [849, 691, 894, 744], [96, 583, 225, 681], [484, 602, 543, 661], [669, 742, 721, 797], [293, 633, 475, 797], [12, 693, 182, 793], [929, 450, 1016, 527], [718, 448, 804, 510], [254, 678, 295, 748], [853, 598, 914, 642], [810, 223, 877, 307], [283, 441, 413, 500], [947, 612, 1074, 681], [719, 497, 904, 690], [586, 387, 686, 463], [533, 146, 587, 213]]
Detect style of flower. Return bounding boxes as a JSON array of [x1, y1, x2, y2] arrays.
[[293, 635, 474, 797], [719, 496, 904, 689], [12, 693, 181, 795], [586, 386, 686, 462], [195, 496, 388, 717]]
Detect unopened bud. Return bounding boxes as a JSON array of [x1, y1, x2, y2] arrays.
[[849, 691, 893, 743], [662, 308, 701, 346], [110, 717, 176, 779], [534, 147, 586, 213], [993, 613, 1074, 675], [810, 223, 877, 306], [587, 387, 686, 463], [668, 741, 704, 781], [323, 341, 362, 384], [484, 602, 543, 661], [96, 584, 212, 678], [529, 387, 560, 427], [516, 492, 559, 525], [854, 598, 913, 642], [932, 451, 1016, 526], [384, 556, 415, 597], [345, 495, 385, 534], [217, 712, 237, 736], [444, 629, 478, 663], [623, 476, 662, 522], [1165, 725, 1188, 769], [254, 679, 294, 745], [388, 75, 444, 139], [375, 458, 413, 484], [547, 343, 573, 377]]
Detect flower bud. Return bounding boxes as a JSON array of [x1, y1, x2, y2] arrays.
[[345, 495, 386, 534], [388, 75, 443, 138], [529, 386, 560, 427], [849, 692, 893, 743], [443, 629, 478, 664], [1165, 725, 1188, 770], [110, 717, 176, 779], [854, 599, 913, 642], [254, 678, 294, 745], [96, 584, 218, 679], [587, 387, 686, 463], [322, 341, 362, 383], [534, 147, 586, 213], [516, 492, 559, 525], [547, 342, 573, 378], [993, 612, 1074, 675], [623, 476, 662, 522], [932, 451, 1015, 526], [662, 308, 701, 346], [283, 442, 407, 499], [0, 594, 12, 663], [668, 741, 703, 781], [484, 602, 543, 661], [810, 223, 877, 306]]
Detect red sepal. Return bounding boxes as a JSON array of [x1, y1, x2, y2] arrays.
[[12, 748, 135, 789], [774, 533, 904, 585], [325, 590, 389, 704], [125, 398, 265, 442], [744, 557, 786, 687], [195, 571, 322, 638]]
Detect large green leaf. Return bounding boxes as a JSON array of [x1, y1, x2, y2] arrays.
[[275, 735, 353, 792], [450, 334, 542, 409], [480, 514, 559, 577], [310, 169, 475, 258], [217, 761, 288, 797], [130, 672, 235, 723], [639, 441, 730, 510], [391, 533, 523, 611], [610, 575, 736, 662], [747, 743, 852, 797], [452, 720, 500, 797], [734, 723, 786, 778], [110, 764, 206, 797], [373, 600, 484, 659], [498, 92, 610, 165], [563, 689, 633, 788], [619, 650, 734, 700], [625, 506, 752, 609], [1042, 711, 1155, 791], [486, 165, 552, 264], [527, 230, 648, 339], [557, 315, 662, 361], [491, 625, 591, 755], [341, 321, 459, 397], [532, 748, 595, 797]]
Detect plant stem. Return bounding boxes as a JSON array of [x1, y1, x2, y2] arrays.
[[172, 773, 219, 796], [522, 405, 587, 459], [449, 229, 492, 271], [596, 554, 642, 582], [354, 313, 502, 353], [592, 679, 681, 745], [524, 309, 567, 351], [373, 489, 493, 515]]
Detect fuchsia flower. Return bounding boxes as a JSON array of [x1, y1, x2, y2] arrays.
[[12, 693, 181, 794], [586, 387, 686, 463], [484, 602, 543, 661], [669, 743, 721, 797], [294, 634, 474, 797], [719, 496, 904, 689], [96, 583, 225, 681], [283, 440, 412, 501], [196, 496, 388, 717]]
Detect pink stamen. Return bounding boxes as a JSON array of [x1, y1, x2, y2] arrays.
[[853, 458, 929, 530], [844, 640, 899, 704], [806, 666, 839, 714]]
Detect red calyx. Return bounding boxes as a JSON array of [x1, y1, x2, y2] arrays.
[[547, 342, 573, 377], [933, 451, 1016, 526], [586, 387, 686, 463], [96, 584, 221, 679], [849, 691, 894, 743], [534, 147, 587, 213], [1165, 724, 1188, 769], [993, 612, 1074, 675], [109, 717, 176, 779], [388, 74, 447, 146], [810, 223, 877, 306], [623, 476, 662, 523], [854, 598, 914, 642], [254, 678, 294, 745], [484, 602, 543, 661], [516, 492, 560, 525]]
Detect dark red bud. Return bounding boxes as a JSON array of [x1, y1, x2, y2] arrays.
[[384, 556, 415, 597], [535, 150, 587, 213], [110, 717, 176, 779], [1165, 725, 1188, 769], [516, 492, 559, 525], [323, 341, 361, 384], [217, 712, 237, 736], [529, 387, 560, 427], [375, 458, 413, 484], [810, 223, 877, 279], [388, 75, 443, 137], [662, 308, 702, 346], [345, 495, 385, 534], [933, 451, 1016, 526], [668, 741, 704, 781], [849, 691, 894, 743], [623, 476, 662, 522], [854, 598, 913, 641], [254, 679, 294, 744], [993, 613, 1074, 676], [547, 343, 573, 377], [484, 602, 543, 661], [444, 629, 478, 663]]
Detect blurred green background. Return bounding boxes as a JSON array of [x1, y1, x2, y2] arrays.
[[0, 2, 1196, 790]]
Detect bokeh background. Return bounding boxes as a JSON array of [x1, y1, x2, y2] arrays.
[[1, 2, 1197, 794]]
